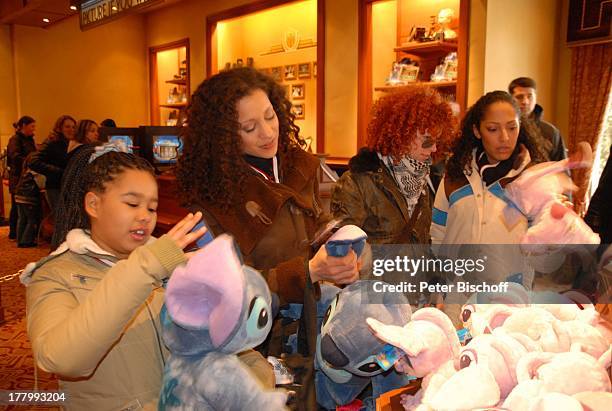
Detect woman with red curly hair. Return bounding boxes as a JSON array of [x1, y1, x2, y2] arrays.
[[331, 86, 456, 243]]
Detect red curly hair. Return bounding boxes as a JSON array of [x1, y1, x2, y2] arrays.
[[366, 86, 457, 161]]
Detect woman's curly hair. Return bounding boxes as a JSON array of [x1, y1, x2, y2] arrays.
[[445, 90, 547, 181], [48, 114, 76, 142], [176, 67, 303, 210], [366, 86, 457, 161]]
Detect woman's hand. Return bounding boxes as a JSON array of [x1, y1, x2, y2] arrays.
[[166, 212, 208, 253], [308, 246, 360, 285]]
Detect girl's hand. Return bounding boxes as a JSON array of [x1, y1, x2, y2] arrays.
[[166, 212, 208, 250], [308, 247, 360, 285]]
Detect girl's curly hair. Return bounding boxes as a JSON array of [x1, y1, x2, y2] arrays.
[[445, 90, 547, 181], [176, 67, 303, 209], [366, 86, 457, 161]]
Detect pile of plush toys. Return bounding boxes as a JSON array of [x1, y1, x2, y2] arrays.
[[366, 288, 611, 410], [156, 144, 610, 410]]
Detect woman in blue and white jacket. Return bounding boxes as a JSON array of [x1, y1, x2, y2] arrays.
[[430, 91, 547, 290]]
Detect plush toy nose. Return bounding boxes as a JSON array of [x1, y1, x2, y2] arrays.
[[550, 203, 570, 219], [321, 334, 349, 368]]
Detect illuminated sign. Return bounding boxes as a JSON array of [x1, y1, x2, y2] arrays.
[[80, 0, 161, 30]]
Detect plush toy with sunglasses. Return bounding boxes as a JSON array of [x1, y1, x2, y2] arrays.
[[158, 234, 288, 411], [315, 280, 413, 410]]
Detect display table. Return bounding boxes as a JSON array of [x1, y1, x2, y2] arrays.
[[376, 380, 421, 411]]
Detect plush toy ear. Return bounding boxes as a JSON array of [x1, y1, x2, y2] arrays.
[[489, 334, 524, 386], [485, 306, 514, 332], [549, 320, 572, 352], [366, 317, 423, 356], [597, 346, 612, 371], [516, 352, 554, 383], [504, 331, 542, 353], [412, 307, 460, 358], [165, 234, 245, 347], [567, 141, 593, 168], [516, 142, 593, 187]]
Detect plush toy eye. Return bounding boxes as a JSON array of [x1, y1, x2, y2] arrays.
[[459, 349, 477, 369], [247, 297, 270, 336], [322, 294, 340, 327], [257, 306, 268, 328], [358, 362, 381, 373], [461, 304, 475, 323]]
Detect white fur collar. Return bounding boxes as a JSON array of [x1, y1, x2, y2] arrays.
[[20, 229, 156, 285]]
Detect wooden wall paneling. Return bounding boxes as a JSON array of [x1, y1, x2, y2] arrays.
[[316, 0, 326, 153], [358, 0, 374, 150]]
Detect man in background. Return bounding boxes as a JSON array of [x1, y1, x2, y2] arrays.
[[509, 77, 567, 161]]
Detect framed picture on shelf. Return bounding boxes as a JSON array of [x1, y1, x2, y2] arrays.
[[313, 61, 317, 78], [298, 62, 311, 79], [281, 84, 290, 97], [270, 66, 282, 82], [291, 83, 305, 100], [292, 103, 305, 119], [284, 64, 297, 81]]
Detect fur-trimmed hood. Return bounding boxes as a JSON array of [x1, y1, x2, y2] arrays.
[[348, 148, 383, 173], [20, 229, 155, 285]]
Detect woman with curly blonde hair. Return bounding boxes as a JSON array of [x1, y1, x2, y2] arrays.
[[331, 86, 456, 243], [177, 67, 360, 306]]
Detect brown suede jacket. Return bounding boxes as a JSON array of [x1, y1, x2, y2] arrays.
[[330, 148, 433, 244], [191, 147, 328, 304]]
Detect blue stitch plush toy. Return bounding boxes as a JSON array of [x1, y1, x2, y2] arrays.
[[315, 280, 413, 410], [158, 234, 287, 410]]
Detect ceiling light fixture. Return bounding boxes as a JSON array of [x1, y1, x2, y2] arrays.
[[42, 18, 50, 23], [70, 6, 77, 11]]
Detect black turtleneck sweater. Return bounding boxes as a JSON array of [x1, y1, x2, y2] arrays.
[[244, 154, 277, 180]]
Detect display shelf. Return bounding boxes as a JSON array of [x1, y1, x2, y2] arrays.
[[149, 39, 190, 126], [374, 81, 456, 92], [165, 79, 187, 85], [394, 40, 457, 57], [159, 103, 187, 109]]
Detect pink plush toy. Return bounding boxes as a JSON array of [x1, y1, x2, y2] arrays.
[[460, 282, 529, 336], [367, 308, 460, 378], [366, 308, 460, 410], [502, 348, 612, 410], [503, 142, 600, 253], [487, 306, 609, 358], [459, 285, 599, 338], [394, 332, 540, 410]]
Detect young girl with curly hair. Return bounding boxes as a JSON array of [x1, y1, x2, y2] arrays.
[[330, 86, 457, 244], [176, 67, 360, 307], [23, 145, 208, 410]]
